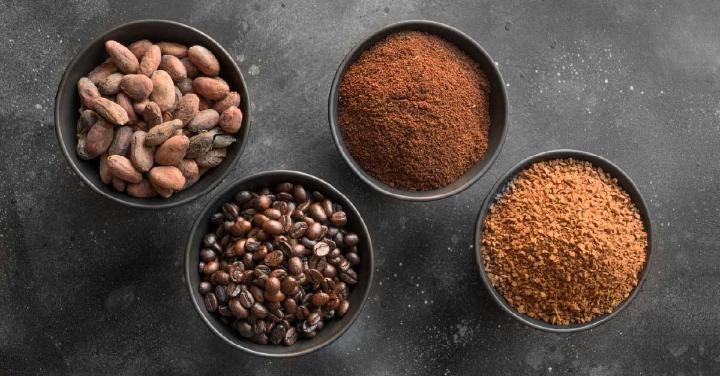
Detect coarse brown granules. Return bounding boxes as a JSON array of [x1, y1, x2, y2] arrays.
[[338, 31, 491, 191], [481, 158, 648, 325]]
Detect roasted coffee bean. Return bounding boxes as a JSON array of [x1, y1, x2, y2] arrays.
[[288, 257, 303, 276], [333, 232, 344, 246], [249, 285, 265, 303], [242, 253, 254, 269], [283, 326, 298, 346], [262, 220, 283, 235], [229, 298, 249, 318], [204, 292, 218, 312], [245, 238, 261, 252], [345, 251, 360, 266], [289, 222, 308, 239], [272, 200, 289, 214], [264, 276, 281, 293], [203, 260, 220, 275], [265, 289, 285, 303], [226, 282, 243, 297], [222, 202, 240, 220], [212, 270, 230, 285], [308, 203, 327, 222], [326, 294, 340, 310], [276, 182, 293, 193], [251, 302, 268, 319], [281, 276, 299, 295], [200, 248, 216, 262], [330, 211, 347, 227], [321, 199, 334, 217], [302, 237, 316, 249], [235, 190, 253, 205], [313, 241, 330, 257], [284, 298, 298, 314], [292, 185, 307, 202], [218, 305, 233, 317], [269, 323, 287, 345], [322, 263, 337, 278], [279, 241, 293, 257], [270, 268, 287, 279], [236, 320, 253, 338], [292, 243, 307, 258], [306, 222, 322, 240], [239, 286, 254, 308], [199, 281, 213, 295], [263, 208, 282, 220], [340, 268, 358, 284], [214, 284, 228, 304], [306, 269, 324, 286], [311, 190, 324, 201], [337, 300, 350, 317], [344, 233, 359, 247], [253, 213, 269, 226], [263, 250, 284, 267], [311, 292, 329, 307], [256, 195, 271, 210], [203, 233, 217, 247]]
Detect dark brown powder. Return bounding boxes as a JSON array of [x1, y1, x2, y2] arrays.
[[338, 31, 491, 191], [481, 159, 648, 325]]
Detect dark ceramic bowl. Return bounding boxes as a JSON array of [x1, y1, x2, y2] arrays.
[[474, 149, 653, 332], [328, 20, 508, 201], [55, 20, 251, 209], [185, 170, 374, 357]]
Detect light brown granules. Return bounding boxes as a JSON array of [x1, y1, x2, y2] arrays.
[[481, 158, 648, 325]]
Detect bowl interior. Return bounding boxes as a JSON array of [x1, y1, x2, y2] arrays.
[[185, 171, 373, 357], [55, 20, 251, 209], [329, 20, 508, 201], [474, 149, 653, 332]]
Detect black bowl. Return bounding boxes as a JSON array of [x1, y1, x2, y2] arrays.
[[474, 149, 653, 332], [185, 170, 374, 357], [55, 20, 251, 209], [328, 20, 508, 201]]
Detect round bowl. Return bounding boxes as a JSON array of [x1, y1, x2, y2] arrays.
[[55, 19, 251, 209], [328, 20, 508, 201], [474, 149, 653, 332], [185, 170, 374, 357]]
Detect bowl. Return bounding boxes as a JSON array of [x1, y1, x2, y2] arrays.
[[185, 170, 374, 357], [474, 149, 653, 332], [55, 19, 251, 209], [328, 20, 508, 201]]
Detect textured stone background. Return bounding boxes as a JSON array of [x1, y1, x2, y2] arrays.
[[1, 0, 718, 375]]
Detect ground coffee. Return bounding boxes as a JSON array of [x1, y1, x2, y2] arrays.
[[338, 31, 490, 191], [481, 159, 648, 325]]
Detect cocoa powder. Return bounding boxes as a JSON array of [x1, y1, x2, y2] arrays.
[[481, 159, 648, 325], [338, 31, 491, 191]]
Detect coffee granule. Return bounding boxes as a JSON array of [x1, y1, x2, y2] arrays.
[[481, 159, 648, 325], [338, 31, 490, 191]]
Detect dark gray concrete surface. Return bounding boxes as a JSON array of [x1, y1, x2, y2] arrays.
[[1, 0, 718, 374]]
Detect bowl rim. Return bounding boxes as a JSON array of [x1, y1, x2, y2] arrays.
[[54, 19, 251, 209], [328, 19, 509, 201], [473, 149, 654, 333], [184, 170, 374, 357]]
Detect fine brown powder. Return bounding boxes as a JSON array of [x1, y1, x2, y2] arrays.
[[481, 159, 648, 325], [338, 31, 491, 191]]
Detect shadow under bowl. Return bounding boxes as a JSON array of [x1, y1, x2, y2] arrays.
[[55, 19, 251, 209], [474, 149, 654, 332], [328, 20, 508, 201], [185, 170, 374, 357]]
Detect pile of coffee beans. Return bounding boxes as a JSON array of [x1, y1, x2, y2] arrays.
[[75, 39, 244, 198], [198, 183, 361, 345]]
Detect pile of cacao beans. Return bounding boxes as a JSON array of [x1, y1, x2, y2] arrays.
[[76, 39, 244, 198]]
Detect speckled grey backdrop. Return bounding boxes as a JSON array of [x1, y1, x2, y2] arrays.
[[1, 0, 718, 375]]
